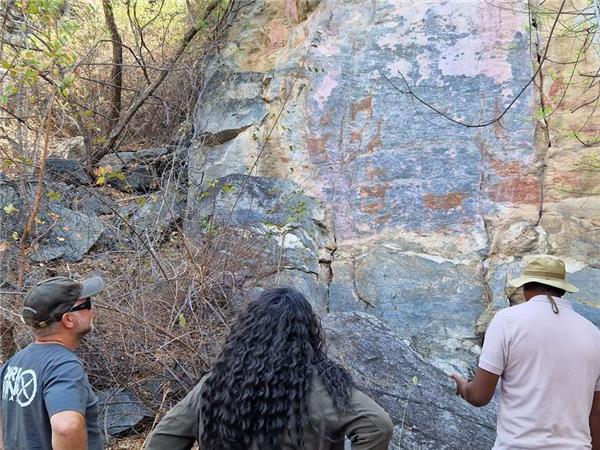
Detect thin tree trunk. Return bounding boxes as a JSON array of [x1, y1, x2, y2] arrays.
[[97, 0, 221, 161], [102, 0, 123, 127]]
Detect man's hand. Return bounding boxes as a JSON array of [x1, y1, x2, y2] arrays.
[[451, 373, 469, 398], [50, 411, 87, 450], [449, 368, 499, 407]]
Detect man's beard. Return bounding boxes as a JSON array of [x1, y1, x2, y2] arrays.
[[77, 321, 93, 339]]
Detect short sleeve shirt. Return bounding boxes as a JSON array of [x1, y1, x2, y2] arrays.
[[0, 343, 102, 450], [479, 296, 600, 449]]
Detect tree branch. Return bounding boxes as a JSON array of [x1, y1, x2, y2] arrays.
[[99, 0, 221, 159]]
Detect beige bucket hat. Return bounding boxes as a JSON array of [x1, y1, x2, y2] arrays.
[[508, 255, 578, 293]]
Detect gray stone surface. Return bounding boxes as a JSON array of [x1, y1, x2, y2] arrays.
[[98, 148, 174, 193], [329, 248, 484, 372], [183, 0, 600, 380], [206, 0, 536, 241], [46, 182, 118, 216], [187, 174, 333, 271], [52, 136, 85, 159], [193, 67, 267, 140], [323, 312, 497, 450], [568, 267, 600, 327], [45, 158, 92, 185], [0, 179, 106, 263], [129, 189, 186, 235], [97, 388, 153, 437], [188, 127, 261, 193], [30, 205, 105, 262]]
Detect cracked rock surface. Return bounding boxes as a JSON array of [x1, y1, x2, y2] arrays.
[[185, 0, 600, 424], [323, 312, 497, 450]]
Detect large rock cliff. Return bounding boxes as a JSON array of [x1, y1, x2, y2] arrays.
[[186, 0, 600, 446], [189, 0, 599, 357]]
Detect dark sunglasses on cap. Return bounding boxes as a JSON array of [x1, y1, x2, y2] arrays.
[[68, 297, 92, 313]]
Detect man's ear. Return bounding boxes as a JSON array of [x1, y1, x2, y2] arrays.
[[59, 312, 76, 330]]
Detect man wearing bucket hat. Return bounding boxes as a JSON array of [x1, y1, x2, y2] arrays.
[[451, 255, 600, 449], [0, 275, 105, 450]]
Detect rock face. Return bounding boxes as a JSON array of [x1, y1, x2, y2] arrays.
[[186, 0, 600, 373], [0, 179, 105, 263], [45, 159, 92, 185], [97, 388, 153, 437], [183, 0, 600, 444], [329, 247, 484, 373], [187, 173, 334, 312], [98, 147, 176, 193], [323, 312, 497, 449]]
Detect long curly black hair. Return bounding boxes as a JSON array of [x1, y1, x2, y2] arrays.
[[200, 287, 353, 450]]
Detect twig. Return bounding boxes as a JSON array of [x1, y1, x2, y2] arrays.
[[16, 94, 55, 299]]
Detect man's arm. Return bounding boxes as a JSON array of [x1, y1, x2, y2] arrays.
[[50, 411, 87, 450], [144, 378, 205, 450], [318, 382, 393, 450], [341, 388, 394, 450], [0, 409, 4, 450], [451, 367, 499, 407], [591, 391, 600, 450]]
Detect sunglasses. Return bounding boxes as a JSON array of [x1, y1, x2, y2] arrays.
[[69, 297, 92, 312]]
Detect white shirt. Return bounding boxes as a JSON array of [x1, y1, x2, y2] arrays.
[[479, 295, 600, 450]]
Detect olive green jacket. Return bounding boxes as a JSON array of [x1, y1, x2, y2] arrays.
[[145, 374, 393, 450]]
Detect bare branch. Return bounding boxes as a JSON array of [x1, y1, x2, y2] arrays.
[[100, 0, 222, 157]]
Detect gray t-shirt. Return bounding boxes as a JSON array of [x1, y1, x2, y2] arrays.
[[0, 343, 102, 450]]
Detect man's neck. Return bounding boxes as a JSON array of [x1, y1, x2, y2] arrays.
[[35, 334, 79, 351]]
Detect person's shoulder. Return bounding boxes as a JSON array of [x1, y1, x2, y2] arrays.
[[495, 301, 536, 320], [491, 305, 519, 322], [42, 346, 85, 373], [45, 345, 83, 363], [571, 312, 600, 338]]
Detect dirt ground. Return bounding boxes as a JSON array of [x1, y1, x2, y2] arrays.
[[106, 436, 147, 449], [107, 436, 199, 449]]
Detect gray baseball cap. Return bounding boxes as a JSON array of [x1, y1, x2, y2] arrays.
[[22, 275, 105, 327]]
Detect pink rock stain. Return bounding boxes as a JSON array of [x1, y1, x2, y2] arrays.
[[314, 74, 339, 110], [287, 0, 299, 22], [268, 22, 289, 49], [438, 3, 523, 84]]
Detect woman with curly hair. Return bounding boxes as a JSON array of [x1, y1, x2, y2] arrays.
[[145, 287, 393, 450]]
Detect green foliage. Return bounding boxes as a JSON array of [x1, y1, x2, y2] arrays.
[[95, 166, 126, 185], [47, 191, 62, 201], [2, 204, 18, 215], [288, 200, 307, 223], [221, 183, 236, 194], [5, 0, 81, 93], [200, 215, 218, 235], [534, 105, 553, 120], [2, 0, 230, 164]]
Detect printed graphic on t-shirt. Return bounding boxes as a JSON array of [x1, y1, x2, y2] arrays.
[[2, 365, 38, 407]]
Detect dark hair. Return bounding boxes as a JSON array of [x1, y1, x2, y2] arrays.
[[524, 282, 566, 297], [200, 287, 353, 450]]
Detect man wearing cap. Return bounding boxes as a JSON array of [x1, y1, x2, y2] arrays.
[[0, 275, 105, 450], [451, 255, 600, 449]]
